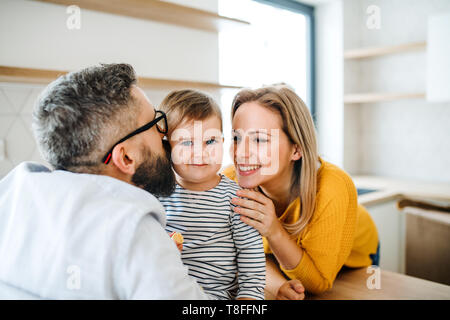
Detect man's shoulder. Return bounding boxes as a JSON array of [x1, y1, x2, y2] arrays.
[[0, 162, 50, 184], [2, 162, 166, 225], [69, 171, 167, 225]]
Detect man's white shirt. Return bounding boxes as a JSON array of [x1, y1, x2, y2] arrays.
[[0, 162, 208, 299]]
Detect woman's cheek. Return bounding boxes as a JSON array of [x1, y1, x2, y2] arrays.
[[259, 140, 283, 176]]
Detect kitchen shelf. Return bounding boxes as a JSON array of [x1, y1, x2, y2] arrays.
[[0, 66, 243, 90], [344, 92, 426, 104], [344, 41, 426, 60], [37, 0, 250, 32]]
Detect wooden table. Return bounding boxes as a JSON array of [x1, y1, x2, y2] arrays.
[[306, 267, 450, 300]]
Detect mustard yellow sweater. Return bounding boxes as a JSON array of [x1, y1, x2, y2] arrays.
[[222, 158, 378, 294]]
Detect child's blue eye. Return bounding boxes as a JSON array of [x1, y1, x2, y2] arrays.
[[180, 140, 193, 146], [206, 138, 217, 145], [254, 137, 268, 143]]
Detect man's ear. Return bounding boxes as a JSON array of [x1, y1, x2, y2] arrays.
[[110, 144, 137, 175], [291, 144, 302, 161]]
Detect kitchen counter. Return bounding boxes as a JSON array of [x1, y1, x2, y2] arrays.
[[265, 267, 450, 300], [307, 267, 450, 300], [353, 175, 450, 206]]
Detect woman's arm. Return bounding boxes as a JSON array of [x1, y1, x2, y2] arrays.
[[266, 225, 303, 270], [232, 189, 303, 270], [232, 188, 353, 294], [265, 254, 287, 298]]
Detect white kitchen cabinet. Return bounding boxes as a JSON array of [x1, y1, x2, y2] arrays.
[[364, 199, 406, 274]]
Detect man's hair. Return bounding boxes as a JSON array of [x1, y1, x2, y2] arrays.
[[32, 63, 139, 173], [158, 89, 222, 137]]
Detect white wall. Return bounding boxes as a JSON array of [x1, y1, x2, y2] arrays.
[[315, 0, 344, 168], [0, 0, 221, 177], [0, 0, 218, 82], [342, 0, 450, 183]]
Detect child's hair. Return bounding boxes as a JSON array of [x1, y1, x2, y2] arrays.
[[158, 89, 222, 136]]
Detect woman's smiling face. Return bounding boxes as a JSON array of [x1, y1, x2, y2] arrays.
[[231, 101, 299, 189]]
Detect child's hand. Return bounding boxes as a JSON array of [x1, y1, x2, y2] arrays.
[[174, 242, 183, 252], [169, 231, 184, 252], [276, 279, 305, 300]]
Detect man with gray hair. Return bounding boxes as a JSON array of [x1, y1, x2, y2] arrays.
[[0, 63, 208, 299]]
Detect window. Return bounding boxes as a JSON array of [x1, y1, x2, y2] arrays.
[[219, 0, 315, 166]]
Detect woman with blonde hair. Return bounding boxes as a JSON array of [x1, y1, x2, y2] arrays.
[[222, 84, 379, 299]]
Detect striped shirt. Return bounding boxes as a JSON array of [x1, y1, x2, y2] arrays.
[[158, 174, 266, 300]]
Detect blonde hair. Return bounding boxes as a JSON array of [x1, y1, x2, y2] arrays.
[[158, 89, 222, 136], [231, 84, 319, 237]]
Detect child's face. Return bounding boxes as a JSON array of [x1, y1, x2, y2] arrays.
[[169, 115, 223, 186]]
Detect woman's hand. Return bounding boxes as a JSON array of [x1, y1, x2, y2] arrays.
[[231, 189, 282, 238], [276, 280, 305, 300], [233, 189, 304, 272]]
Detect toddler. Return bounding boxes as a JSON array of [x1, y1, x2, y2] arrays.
[[158, 89, 265, 300]]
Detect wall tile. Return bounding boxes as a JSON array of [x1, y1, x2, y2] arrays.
[[1, 85, 32, 114], [21, 87, 44, 115], [5, 117, 36, 165], [0, 115, 15, 137], [0, 158, 14, 178], [0, 88, 16, 115]]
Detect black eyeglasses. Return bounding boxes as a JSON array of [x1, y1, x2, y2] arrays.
[[102, 110, 168, 164]]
